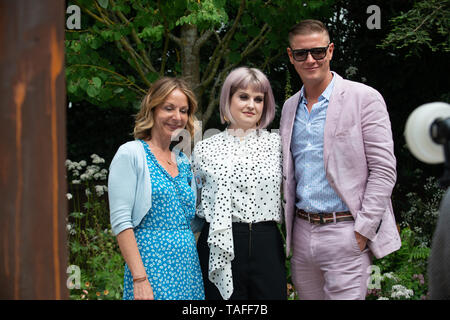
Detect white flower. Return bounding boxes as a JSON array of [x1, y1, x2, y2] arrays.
[[93, 171, 107, 180], [86, 165, 100, 174], [391, 285, 414, 299], [377, 297, 389, 300], [79, 160, 87, 167], [382, 272, 398, 281], [95, 185, 106, 197], [66, 193, 73, 200], [66, 160, 78, 171], [91, 154, 105, 164], [85, 188, 92, 197], [83, 165, 100, 181], [95, 169, 108, 180], [66, 223, 76, 235], [72, 179, 80, 185]]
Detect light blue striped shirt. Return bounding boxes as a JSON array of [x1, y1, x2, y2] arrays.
[[291, 73, 349, 213]]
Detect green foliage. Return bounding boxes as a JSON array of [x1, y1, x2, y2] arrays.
[[68, 220, 124, 300], [400, 174, 444, 247], [368, 228, 430, 300], [176, 0, 228, 29], [66, 0, 335, 124], [66, 154, 125, 300], [284, 69, 292, 102], [379, 0, 450, 57]]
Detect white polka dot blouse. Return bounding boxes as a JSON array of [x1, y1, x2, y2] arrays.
[[191, 128, 283, 299]]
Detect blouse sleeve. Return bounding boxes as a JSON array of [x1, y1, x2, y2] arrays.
[[189, 145, 206, 232], [191, 143, 203, 206]]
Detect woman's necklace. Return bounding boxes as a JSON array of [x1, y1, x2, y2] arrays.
[[148, 141, 174, 166]]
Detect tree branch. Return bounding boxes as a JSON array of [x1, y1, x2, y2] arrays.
[[88, 1, 153, 86], [202, 71, 225, 124], [241, 23, 270, 58], [262, 51, 283, 70], [74, 0, 106, 24], [413, 5, 443, 33], [111, 0, 156, 73], [117, 37, 152, 87], [69, 64, 147, 94], [169, 34, 182, 47], [93, 1, 115, 25], [157, 0, 170, 76], [194, 30, 214, 51], [200, 0, 246, 89]]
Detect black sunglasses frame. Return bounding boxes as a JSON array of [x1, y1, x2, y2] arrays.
[[289, 44, 330, 61]]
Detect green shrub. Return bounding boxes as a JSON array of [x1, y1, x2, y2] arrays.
[[367, 227, 430, 300], [400, 175, 444, 247], [66, 154, 124, 300]]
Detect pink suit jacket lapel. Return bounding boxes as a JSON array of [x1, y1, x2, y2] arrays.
[[283, 91, 301, 155], [323, 73, 345, 171]]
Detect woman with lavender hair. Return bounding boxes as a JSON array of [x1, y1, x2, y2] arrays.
[[192, 67, 286, 300]]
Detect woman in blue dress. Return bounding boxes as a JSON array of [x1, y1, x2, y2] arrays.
[[108, 77, 204, 300]]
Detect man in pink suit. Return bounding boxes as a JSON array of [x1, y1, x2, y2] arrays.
[[280, 20, 401, 300]]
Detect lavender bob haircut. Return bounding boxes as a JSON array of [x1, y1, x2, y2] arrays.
[[219, 67, 276, 129]]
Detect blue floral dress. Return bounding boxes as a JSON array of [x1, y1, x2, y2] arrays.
[[122, 140, 205, 300]]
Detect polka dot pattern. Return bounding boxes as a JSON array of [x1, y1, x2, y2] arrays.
[[191, 129, 282, 299]]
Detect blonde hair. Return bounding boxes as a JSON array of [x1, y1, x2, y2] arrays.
[[134, 77, 198, 140], [288, 19, 330, 45]]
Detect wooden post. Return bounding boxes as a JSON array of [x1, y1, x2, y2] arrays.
[[0, 0, 68, 299]]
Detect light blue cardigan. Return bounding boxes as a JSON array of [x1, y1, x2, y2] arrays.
[[108, 140, 203, 236]]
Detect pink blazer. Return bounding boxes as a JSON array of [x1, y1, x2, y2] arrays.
[[280, 73, 401, 259]]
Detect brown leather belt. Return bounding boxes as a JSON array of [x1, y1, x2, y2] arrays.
[[296, 208, 354, 225]]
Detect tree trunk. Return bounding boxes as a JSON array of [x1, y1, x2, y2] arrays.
[[180, 24, 202, 117]]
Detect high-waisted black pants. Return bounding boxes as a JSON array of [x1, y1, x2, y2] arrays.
[[197, 221, 287, 300]]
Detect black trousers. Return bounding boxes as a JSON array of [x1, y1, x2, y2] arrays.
[[197, 221, 287, 300]]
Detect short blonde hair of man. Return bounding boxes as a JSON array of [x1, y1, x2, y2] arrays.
[[288, 19, 330, 45]]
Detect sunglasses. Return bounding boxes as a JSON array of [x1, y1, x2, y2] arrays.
[[289, 44, 330, 61]]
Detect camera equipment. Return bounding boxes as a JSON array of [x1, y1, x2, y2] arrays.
[[405, 102, 450, 299], [405, 102, 450, 187]]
